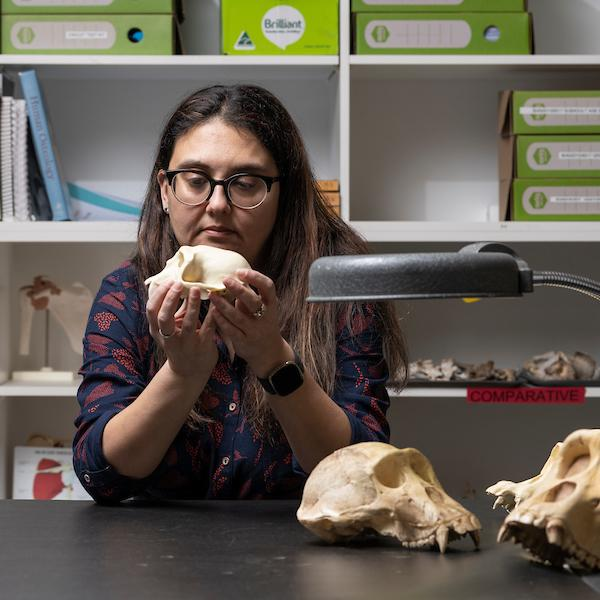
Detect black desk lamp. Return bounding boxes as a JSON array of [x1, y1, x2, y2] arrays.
[[307, 242, 600, 303]]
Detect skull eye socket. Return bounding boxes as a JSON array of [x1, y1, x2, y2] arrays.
[[545, 481, 576, 503], [181, 256, 204, 283], [373, 454, 406, 488], [559, 453, 590, 479]]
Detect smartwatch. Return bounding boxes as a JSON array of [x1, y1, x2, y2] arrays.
[[258, 350, 305, 396]]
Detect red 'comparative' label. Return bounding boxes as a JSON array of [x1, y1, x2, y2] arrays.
[[467, 387, 585, 404]]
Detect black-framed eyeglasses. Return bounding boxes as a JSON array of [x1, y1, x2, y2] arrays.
[[164, 169, 281, 210]]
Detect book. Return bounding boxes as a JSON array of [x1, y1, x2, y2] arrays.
[[19, 69, 71, 221], [1, 95, 14, 221], [27, 127, 53, 221], [12, 98, 30, 221]]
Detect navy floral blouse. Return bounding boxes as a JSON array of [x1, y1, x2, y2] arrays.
[[73, 261, 392, 503]]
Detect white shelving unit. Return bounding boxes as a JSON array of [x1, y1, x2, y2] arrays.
[[0, 0, 599, 499]]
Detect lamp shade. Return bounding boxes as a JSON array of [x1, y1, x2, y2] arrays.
[[307, 242, 534, 302]]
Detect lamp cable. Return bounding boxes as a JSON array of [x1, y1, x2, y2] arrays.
[[533, 271, 600, 302]]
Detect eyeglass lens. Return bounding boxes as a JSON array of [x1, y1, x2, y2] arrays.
[[172, 172, 268, 209]]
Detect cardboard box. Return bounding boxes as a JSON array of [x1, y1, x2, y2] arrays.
[[351, 0, 526, 12], [0, 0, 175, 13], [221, 0, 338, 55], [2, 14, 174, 54], [316, 179, 340, 192], [516, 136, 600, 178], [510, 90, 600, 134], [12, 446, 92, 500], [354, 12, 532, 54], [512, 179, 600, 221]]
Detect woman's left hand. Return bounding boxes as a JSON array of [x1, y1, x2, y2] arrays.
[[209, 268, 292, 378]]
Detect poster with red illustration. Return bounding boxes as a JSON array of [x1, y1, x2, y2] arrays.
[[12, 447, 91, 500]]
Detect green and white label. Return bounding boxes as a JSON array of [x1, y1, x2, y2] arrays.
[[261, 5, 305, 50], [11, 20, 115, 48], [365, 19, 471, 49]]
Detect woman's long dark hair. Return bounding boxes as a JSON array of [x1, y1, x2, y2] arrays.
[[132, 84, 407, 436]]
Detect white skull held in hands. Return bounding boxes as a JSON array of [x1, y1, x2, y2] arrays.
[[144, 245, 251, 299], [297, 442, 481, 552], [487, 428, 600, 571]]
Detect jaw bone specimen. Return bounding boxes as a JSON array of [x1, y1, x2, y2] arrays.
[[144, 245, 251, 300], [297, 442, 481, 552], [487, 429, 600, 571]]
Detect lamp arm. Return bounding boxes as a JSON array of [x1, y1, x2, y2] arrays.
[[533, 271, 600, 302]]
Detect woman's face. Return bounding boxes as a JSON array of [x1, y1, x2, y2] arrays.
[[158, 118, 280, 267]]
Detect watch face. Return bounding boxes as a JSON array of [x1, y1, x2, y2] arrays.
[[270, 362, 304, 396]]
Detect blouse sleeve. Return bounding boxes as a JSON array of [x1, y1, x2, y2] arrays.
[[72, 264, 163, 503], [332, 303, 392, 445]]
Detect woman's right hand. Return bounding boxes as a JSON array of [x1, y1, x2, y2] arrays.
[[146, 280, 219, 378]]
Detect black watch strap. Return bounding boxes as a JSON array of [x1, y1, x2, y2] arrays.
[[258, 350, 305, 396]]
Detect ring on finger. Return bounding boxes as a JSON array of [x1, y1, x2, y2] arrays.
[[159, 327, 175, 339], [252, 303, 265, 319]]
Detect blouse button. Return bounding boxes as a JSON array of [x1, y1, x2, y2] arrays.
[[221, 456, 230, 466], [228, 402, 237, 412], [83, 473, 91, 483]]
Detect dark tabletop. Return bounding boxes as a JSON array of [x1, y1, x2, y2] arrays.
[[0, 497, 598, 600]]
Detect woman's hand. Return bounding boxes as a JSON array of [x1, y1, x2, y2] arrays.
[[146, 280, 219, 378], [209, 269, 293, 378]]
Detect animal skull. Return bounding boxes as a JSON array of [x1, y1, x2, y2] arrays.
[[297, 442, 481, 552], [487, 429, 600, 571], [144, 245, 251, 299]]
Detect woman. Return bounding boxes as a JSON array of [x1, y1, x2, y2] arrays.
[[73, 84, 407, 503]]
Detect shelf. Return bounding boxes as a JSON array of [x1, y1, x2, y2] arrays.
[[0, 221, 138, 243], [0, 54, 339, 81], [352, 221, 600, 243], [350, 54, 600, 80], [3, 221, 599, 243], [1, 380, 598, 399], [393, 386, 600, 399], [0, 379, 81, 397]]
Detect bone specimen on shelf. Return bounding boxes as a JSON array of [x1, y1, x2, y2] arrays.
[[19, 276, 93, 356], [522, 350, 599, 381], [487, 429, 600, 572], [297, 442, 481, 553], [408, 358, 516, 382], [144, 244, 251, 300]]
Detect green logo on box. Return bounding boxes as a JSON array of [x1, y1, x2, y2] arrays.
[[17, 26, 35, 45], [234, 31, 255, 51], [372, 25, 390, 43], [530, 192, 548, 210], [533, 147, 552, 166], [531, 103, 546, 121]]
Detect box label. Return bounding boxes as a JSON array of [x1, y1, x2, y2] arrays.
[[261, 5, 305, 50], [12, 0, 112, 4], [366, 19, 471, 49], [523, 186, 600, 215], [11, 20, 116, 49], [527, 142, 600, 172]]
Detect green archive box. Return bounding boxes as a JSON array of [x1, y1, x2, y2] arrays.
[[354, 12, 531, 54], [2, 14, 174, 54], [351, 0, 526, 12], [0, 0, 175, 13], [516, 136, 600, 178], [512, 179, 600, 221], [512, 91, 600, 134], [221, 0, 338, 55]]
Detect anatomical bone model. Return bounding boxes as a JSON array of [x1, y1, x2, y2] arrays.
[[487, 429, 600, 571], [297, 442, 481, 552], [144, 244, 251, 300], [19, 275, 93, 357]]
